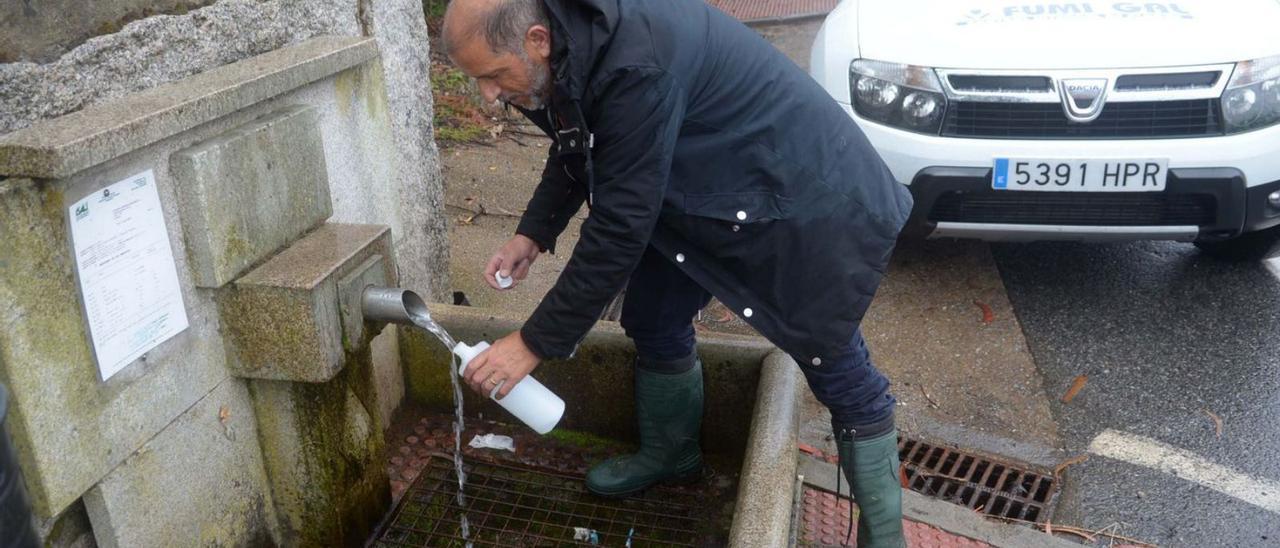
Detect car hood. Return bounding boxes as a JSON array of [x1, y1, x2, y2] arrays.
[[858, 0, 1280, 70]]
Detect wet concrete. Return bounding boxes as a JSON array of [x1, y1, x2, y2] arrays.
[[440, 137, 582, 315], [994, 240, 1280, 547], [750, 20, 823, 71], [797, 238, 1062, 468]]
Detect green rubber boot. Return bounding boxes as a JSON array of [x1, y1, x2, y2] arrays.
[[836, 428, 906, 548], [586, 359, 703, 497]]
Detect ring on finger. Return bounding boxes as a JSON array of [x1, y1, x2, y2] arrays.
[[488, 377, 501, 386]]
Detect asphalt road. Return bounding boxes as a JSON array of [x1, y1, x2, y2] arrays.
[[992, 241, 1280, 547]]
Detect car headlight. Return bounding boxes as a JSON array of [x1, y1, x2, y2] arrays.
[[849, 59, 947, 135], [1222, 54, 1280, 134]]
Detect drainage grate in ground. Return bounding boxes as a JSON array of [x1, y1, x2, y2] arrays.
[[898, 437, 1058, 523], [373, 453, 718, 547]]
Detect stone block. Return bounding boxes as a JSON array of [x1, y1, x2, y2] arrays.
[[338, 254, 394, 352], [0, 177, 227, 518], [0, 36, 378, 178], [249, 362, 389, 547], [171, 104, 333, 288], [368, 326, 404, 431], [0, 0, 219, 64], [217, 223, 394, 382], [82, 378, 277, 548]]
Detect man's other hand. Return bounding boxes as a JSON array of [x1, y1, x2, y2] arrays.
[[484, 234, 541, 290], [463, 331, 540, 399]]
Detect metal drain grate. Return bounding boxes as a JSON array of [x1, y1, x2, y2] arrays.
[[898, 438, 1058, 523], [373, 454, 716, 547]]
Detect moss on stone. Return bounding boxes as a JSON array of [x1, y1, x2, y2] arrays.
[[544, 428, 619, 451], [250, 364, 389, 547], [0, 179, 107, 516]]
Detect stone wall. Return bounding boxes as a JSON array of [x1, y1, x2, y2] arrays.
[[0, 0, 220, 64], [0, 0, 450, 545], [0, 0, 450, 300]]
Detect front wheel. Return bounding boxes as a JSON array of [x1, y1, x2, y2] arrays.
[[1194, 226, 1280, 262]]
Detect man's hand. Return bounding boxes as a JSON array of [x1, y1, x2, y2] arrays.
[[484, 234, 541, 290], [463, 331, 541, 399]]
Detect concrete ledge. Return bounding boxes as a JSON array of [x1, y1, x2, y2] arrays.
[[218, 223, 395, 382], [728, 350, 804, 547], [0, 35, 377, 179], [798, 457, 1082, 548]]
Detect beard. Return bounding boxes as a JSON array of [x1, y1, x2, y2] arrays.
[[501, 53, 552, 110]]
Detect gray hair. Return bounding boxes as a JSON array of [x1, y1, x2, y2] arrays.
[[444, 0, 550, 56]]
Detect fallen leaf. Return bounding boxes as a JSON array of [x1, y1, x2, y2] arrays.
[[899, 464, 910, 488], [714, 307, 734, 323], [1053, 454, 1089, 478], [973, 299, 995, 324], [1061, 375, 1088, 403], [1202, 408, 1223, 438], [457, 214, 475, 225], [798, 443, 823, 457], [218, 405, 230, 424]]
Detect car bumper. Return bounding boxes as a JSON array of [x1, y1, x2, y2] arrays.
[[839, 103, 1280, 241], [907, 167, 1280, 242]]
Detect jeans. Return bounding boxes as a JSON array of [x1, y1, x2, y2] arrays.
[[619, 247, 896, 433]]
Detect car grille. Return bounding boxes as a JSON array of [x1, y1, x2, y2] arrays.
[[941, 99, 1223, 139], [928, 192, 1217, 226]]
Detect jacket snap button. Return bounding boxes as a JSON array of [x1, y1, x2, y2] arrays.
[[732, 224, 741, 232], [676, 253, 685, 263], [569, 139, 577, 147], [811, 357, 822, 366], [743, 307, 753, 318], [736, 211, 747, 221]]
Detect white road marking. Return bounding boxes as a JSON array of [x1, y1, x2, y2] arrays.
[[1088, 429, 1280, 515]]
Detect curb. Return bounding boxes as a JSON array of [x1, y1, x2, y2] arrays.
[[742, 11, 831, 26], [729, 350, 805, 547], [798, 457, 1083, 548]]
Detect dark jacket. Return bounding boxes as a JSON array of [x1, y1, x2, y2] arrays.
[[515, 0, 913, 366]]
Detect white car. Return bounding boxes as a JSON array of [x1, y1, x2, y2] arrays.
[[810, 0, 1280, 259]]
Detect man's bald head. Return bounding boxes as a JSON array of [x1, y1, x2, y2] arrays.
[[443, 0, 549, 57]]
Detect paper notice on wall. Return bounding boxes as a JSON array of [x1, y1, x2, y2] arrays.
[[69, 169, 189, 381]]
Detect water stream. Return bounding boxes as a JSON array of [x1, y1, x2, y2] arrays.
[[408, 310, 472, 547]]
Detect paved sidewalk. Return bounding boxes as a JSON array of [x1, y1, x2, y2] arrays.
[[802, 486, 994, 547], [707, 0, 836, 23]]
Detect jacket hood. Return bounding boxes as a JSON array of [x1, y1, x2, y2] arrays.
[[543, 0, 619, 101]]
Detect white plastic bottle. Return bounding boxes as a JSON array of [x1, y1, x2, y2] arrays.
[[453, 341, 565, 434]]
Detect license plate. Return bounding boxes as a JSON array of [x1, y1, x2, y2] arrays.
[[992, 158, 1168, 192]]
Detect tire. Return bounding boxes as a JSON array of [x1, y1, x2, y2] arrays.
[[1194, 226, 1280, 262]]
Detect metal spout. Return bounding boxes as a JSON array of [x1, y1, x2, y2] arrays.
[[361, 286, 430, 325]]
